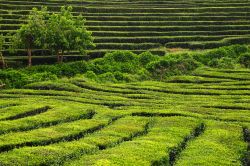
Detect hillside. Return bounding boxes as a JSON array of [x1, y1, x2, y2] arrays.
[[0, 68, 249, 165], [1, 0, 250, 66], [0, 0, 250, 165]]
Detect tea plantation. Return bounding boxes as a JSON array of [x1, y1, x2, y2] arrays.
[[0, 0, 250, 165], [1, 0, 250, 65], [0, 67, 249, 165]]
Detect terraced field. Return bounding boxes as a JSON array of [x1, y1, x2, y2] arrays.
[[1, 0, 250, 65], [0, 68, 249, 165]]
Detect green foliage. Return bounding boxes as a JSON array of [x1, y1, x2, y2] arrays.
[[59, 63, 82, 77], [0, 61, 88, 88], [9, 6, 94, 64], [147, 53, 199, 80], [10, 7, 48, 66], [0, 34, 6, 68], [84, 71, 98, 81], [0, 69, 29, 88], [208, 57, 237, 69], [0, 34, 4, 51], [0, 68, 249, 165], [24, 64, 61, 75], [46, 6, 95, 62], [176, 121, 246, 166], [98, 72, 117, 83], [206, 48, 228, 60], [231, 44, 249, 55], [24, 61, 88, 77], [89, 51, 139, 74], [0, 70, 58, 88], [193, 45, 249, 68], [138, 51, 159, 66], [10, 7, 47, 50], [1, 45, 250, 88], [30, 72, 58, 82], [1, 1, 250, 164], [239, 53, 250, 68], [137, 68, 151, 81]]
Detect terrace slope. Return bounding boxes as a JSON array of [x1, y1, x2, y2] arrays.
[[0, 0, 250, 65]]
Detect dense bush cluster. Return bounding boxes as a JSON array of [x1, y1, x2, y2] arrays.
[[192, 44, 249, 68], [147, 53, 199, 80], [0, 45, 249, 88]]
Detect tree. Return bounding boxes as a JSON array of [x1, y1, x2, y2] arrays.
[[0, 34, 6, 68], [46, 6, 95, 63], [10, 7, 47, 67]]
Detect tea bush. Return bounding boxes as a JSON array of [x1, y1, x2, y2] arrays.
[[238, 53, 250, 68]]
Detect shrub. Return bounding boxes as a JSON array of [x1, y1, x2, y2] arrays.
[[171, 53, 199, 72], [204, 48, 228, 63], [114, 71, 126, 81], [146, 53, 199, 80], [208, 57, 237, 69], [137, 68, 151, 81], [113, 71, 140, 82], [0, 70, 29, 88], [98, 72, 117, 83], [218, 57, 237, 69], [30, 72, 58, 82], [238, 53, 250, 68], [105, 50, 137, 63], [222, 46, 237, 58], [88, 58, 107, 74], [90, 51, 140, 74], [147, 59, 171, 80], [138, 51, 159, 66], [194, 45, 249, 65], [84, 71, 98, 81], [192, 52, 207, 65], [230, 44, 249, 55], [23, 61, 88, 77], [208, 59, 219, 68], [24, 65, 61, 75], [60, 61, 88, 76]]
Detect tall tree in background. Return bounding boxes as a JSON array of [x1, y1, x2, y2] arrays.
[[46, 6, 95, 63], [0, 34, 6, 68], [11, 7, 47, 67]]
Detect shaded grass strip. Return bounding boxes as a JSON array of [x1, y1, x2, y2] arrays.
[[169, 123, 205, 165], [0, 110, 96, 135], [242, 127, 250, 166], [1, 106, 51, 121]]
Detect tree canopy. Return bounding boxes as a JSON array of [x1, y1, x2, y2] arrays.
[[46, 6, 95, 63], [11, 6, 95, 66], [11, 7, 47, 67]]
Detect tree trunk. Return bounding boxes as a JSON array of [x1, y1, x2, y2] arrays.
[[56, 50, 60, 63], [27, 48, 32, 67], [0, 52, 6, 69], [60, 50, 64, 63]]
